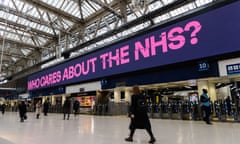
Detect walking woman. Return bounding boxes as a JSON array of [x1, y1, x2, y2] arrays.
[[18, 101, 27, 122], [35, 101, 42, 119], [125, 86, 156, 143], [63, 97, 71, 120]]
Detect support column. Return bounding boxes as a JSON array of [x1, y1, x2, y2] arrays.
[[42, 97, 46, 104], [209, 82, 217, 102], [197, 80, 208, 96], [197, 80, 216, 102], [125, 88, 132, 102], [62, 95, 66, 105], [52, 96, 56, 105], [114, 89, 121, 103]]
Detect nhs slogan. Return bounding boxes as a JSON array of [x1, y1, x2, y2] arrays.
[[28, 20, 202, 91]]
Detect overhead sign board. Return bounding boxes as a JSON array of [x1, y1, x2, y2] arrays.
[[226, 63, 240, 75], [28, 1, 240, 90]]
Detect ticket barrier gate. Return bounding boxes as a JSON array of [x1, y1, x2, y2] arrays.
[[182, 101, 191, 120], [190, 103, 200, 120], [214, 101, 227, 121], [160, 102, 169, 119], [231, 104, 239, 122], [147, 104, 153, 118], [171, 102, 181, 119], [147, 104, 161, 118], [152, 104, 161, 118]]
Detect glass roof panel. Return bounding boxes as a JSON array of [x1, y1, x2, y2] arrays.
[[65, 1, 75, 12], [81, 1, 101, 18], [28, 8, 41, 19], [0, 0, 9, 5], [196, 0, 214, 7], [61, 0, 68, 9], [55, 0, 64, 8], [162, 0, 175, 5], [21, 49, 31, 56], [148, 1, 164, 12], [88, 1, 102, 10], [14, 0, 24, 10], [72, 6, 80, 17], [41, 0, 81, 18], [21, 3, 33, 13], [11, 57, 17, 62]]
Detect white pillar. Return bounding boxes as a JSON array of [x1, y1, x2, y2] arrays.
[[42, 97, 46, 104], [125, 88, 132, 102], [197, 80, 216, 102], [114, 89, 121, 103], [52, 96, 56, 105], [197, 80, 208, 96], [209, 82, 217, 102], [62, 95, 66, 105]]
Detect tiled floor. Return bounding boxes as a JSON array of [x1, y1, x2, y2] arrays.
[[0, 112, 240, 144]]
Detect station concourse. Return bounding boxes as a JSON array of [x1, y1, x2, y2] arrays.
[[0, 1, 240, 144], [1, 112, 240, 144]]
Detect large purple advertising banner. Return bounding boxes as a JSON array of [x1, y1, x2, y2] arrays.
[[28, 1, 240, 91]]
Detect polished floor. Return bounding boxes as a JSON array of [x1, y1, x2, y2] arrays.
[[0, 112, 240, 144]]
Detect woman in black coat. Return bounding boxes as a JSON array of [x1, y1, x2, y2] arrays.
[[43, 100, 50, 116], [125, 86, 156, 143], [18, 101, 27, 122], [63, 97, 71, 120]]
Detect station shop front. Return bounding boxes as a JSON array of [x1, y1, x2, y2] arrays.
[[26, 1, 240, 120]]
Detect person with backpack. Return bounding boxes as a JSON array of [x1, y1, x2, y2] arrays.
[[200, 88, 212, 125], [125, 86, 156, 143]]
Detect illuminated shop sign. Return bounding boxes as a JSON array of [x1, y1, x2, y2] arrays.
[[28, 2, 240, 91], [226, 63, 240, 75]]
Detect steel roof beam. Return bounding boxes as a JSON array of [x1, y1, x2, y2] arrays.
[[85, 0, 125, 25], [0, 4, 70, 35], [0, 22, 52, 40], [89, 0, 123, 19], [0, 37, 50, 50], [0, 52, 34, 59], [64, 0, 192, 54], [23, 0, 85, 24], [0, 27, 33, 40], [0, 18, 55, 38]]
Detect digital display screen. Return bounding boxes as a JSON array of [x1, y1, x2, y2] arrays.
[[28, 2, 240, 91], [77, 96, 95, 107]]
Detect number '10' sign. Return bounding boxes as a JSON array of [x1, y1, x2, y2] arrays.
[[198, 62, 209, 71]]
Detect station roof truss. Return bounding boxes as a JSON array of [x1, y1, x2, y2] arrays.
[[0, 0, 223, 83]]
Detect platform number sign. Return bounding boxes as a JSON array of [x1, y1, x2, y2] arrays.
[[226, 63, 240, 75], [198, 62, 209, 71]]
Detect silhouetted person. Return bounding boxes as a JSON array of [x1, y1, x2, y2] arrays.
[[18, 101, 27, 122], [125, 86, 156, 143], [35, 101, 42, 119], [200, 89, 212, 125], [73, 100, 80, 117], [43, 100, 50, 116], [225, 96, 231, 116], [1, 103, 6, 115], [63, 97, 71, 120]]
